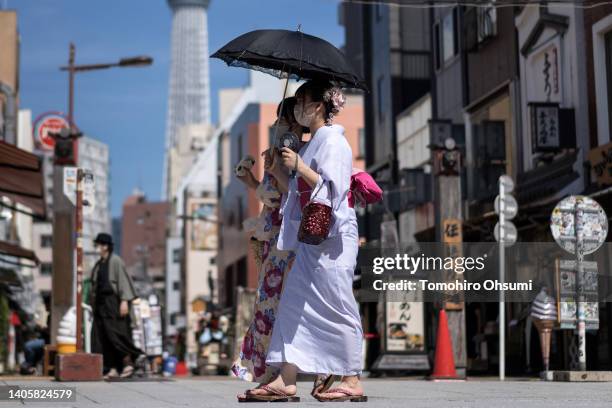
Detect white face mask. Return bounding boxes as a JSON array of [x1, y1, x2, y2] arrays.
[[294, 102, 318, 128]]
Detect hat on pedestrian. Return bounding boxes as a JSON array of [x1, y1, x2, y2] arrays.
[[93, 233, 113, 246]]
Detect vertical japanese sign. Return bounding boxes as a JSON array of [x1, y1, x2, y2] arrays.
[[386, 300, 424, 352], [443, 218, 463, 310], [530, 102, 560, 151]]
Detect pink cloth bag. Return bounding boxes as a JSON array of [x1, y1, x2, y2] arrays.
[[348, 168, 383, 208]]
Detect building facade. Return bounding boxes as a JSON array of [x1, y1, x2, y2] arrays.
[[173, 133, 218, 359], [345, 1, 612, 375], [120, 192, 169, 293], [0, 10, 18, 144], [30, 134, 111, 302], [78, 136, 112, 272]]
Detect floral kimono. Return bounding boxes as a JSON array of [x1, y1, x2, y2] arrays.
[[231, 172, 296, 382]]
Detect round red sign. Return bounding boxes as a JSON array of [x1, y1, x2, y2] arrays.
[[34, 113, 70, 150]]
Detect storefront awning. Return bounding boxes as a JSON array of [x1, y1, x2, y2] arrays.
[[0, 141, 46, 218], [0, 240, 39, 266]]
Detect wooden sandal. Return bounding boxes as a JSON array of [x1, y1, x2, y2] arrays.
[[237, 384, 300, 402], [311, 375, 336, 396], [315, 387, 368, 402]]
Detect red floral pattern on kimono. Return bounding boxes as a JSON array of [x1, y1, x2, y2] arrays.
[[231, 172, 295, 382]]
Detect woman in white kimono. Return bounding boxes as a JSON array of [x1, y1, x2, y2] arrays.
[[243, 81, 366, 403]]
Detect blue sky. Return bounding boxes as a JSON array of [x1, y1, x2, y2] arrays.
[[13, 0, 345, 216]]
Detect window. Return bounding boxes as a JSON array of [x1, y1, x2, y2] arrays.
[[477, 2, 497, 43], [41, 234, 52, 248], [237, 133, 243, 161], [434, 23, 441, 70], [210, 257, 216, 265], [40, 263, 52, 276], [173, 281, 180, 291], [358, 128, 366, 159], [377, 76, 385, 123], [172, 248, 181, 263], [376, 3, 384, 21], [442, 10, 458, 63]]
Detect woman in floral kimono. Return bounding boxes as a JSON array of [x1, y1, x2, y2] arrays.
[[243, 82, 367, 402]]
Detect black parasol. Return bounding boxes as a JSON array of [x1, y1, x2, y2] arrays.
[[211, 29, 366, 90]]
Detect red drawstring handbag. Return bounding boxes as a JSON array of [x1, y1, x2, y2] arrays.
[[298, 181, 333, 245]]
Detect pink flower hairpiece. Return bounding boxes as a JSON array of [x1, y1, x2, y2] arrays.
[[330, 89, 346, 113]]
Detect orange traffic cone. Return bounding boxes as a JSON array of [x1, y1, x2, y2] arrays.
[[429, 309, 460, 380]]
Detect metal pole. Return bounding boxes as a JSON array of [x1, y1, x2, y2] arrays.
[[499, 180, 505, 381], [68, 43, 75, 127], [75, 168, 84, 352], [575, 202, 586, 370]]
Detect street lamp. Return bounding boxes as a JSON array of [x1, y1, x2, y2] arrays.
[[59, 43, 154, 133], [51, 42, 153, 356]]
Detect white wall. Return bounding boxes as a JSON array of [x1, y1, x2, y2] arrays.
[[165, 236, 183, 337], [78, 136, 111, 272], [396, 94, 431, 169], [593, 14, 612, 145], [515, 5, 587, 196]]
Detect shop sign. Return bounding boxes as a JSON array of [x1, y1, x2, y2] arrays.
[[588, 141, 612, 185], [34, 112, 70, 150], [555, 260, 599, 330], [385, 300, 425, 352], [530, 102, 560, 151], [442, 218, 462, 243]]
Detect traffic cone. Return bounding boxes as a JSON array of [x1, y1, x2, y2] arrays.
[[429, 309, 460, 380], [175, 361, 189, 376]]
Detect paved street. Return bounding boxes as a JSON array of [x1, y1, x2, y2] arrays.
[[1, 376, 612, 407]]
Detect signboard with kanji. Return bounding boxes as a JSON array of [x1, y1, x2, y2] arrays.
[[530, 102, 560, 151], [588, 141, 612, 186], [442, 218, 462, 243], [386, 300, 425, 352]]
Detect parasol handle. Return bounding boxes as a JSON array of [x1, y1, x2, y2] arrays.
[[270, 69, 296, 178]]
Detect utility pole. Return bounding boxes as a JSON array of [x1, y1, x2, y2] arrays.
[[50, 43, 153, 344], [50, 44, 78, 345]]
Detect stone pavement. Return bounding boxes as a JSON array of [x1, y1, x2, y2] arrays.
[[1, 376, 612, 407]]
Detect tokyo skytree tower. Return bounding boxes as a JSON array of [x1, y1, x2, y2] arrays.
[[163, 0, 211, 198]]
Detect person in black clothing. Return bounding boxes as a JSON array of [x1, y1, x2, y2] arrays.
[[90, 233, 143, 379]]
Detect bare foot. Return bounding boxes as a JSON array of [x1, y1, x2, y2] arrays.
[[246, 376, 297, 397], [318, 376, 363, 400]]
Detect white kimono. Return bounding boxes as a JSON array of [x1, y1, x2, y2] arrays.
[[266, 124, 363, 376]]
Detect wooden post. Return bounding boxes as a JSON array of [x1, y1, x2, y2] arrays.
[[51, 167, 75, 346], [434, 159, 467, 377], [75, 168, 84, 351]]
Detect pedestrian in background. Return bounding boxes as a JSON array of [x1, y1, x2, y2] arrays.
[[89, 233, 143, 379]]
